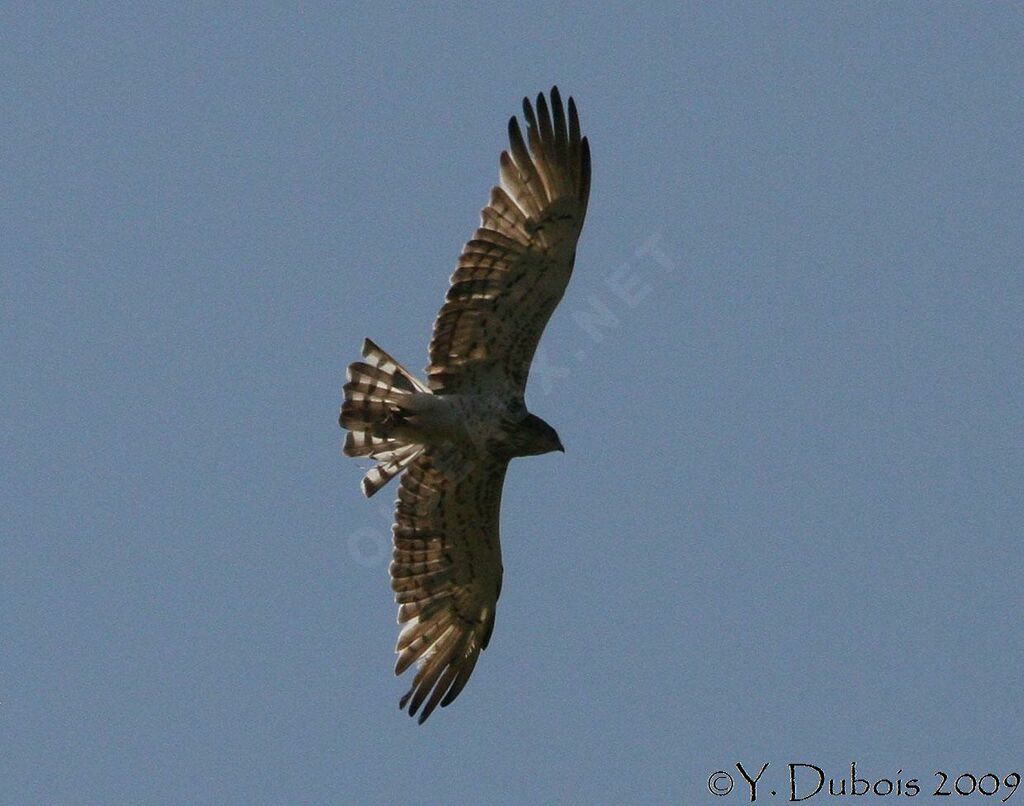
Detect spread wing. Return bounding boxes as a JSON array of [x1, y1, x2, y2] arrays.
[[390, 449, 507, 723], [426, 86, 591, 396]]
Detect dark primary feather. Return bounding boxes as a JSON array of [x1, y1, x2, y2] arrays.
[[390, 452, 507, 723], [426, 86, 591, 396]]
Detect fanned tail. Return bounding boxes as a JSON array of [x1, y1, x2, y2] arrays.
[[340, 339, 429, 497]]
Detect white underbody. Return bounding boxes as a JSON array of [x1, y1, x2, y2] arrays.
[[393, 392, 521, 454]]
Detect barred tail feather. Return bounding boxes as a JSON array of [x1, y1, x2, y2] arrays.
[[360, 442, 423, 498], [340, 339, 429, 497]]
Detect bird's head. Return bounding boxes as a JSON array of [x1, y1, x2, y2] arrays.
[[515, 413, 564, 457]]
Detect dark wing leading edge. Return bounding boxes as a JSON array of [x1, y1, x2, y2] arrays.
[[390, 450, 508, 723], [426, 86, 591, 396]]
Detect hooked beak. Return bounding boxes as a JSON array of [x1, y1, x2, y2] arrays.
[[556, 440, 565, 453]]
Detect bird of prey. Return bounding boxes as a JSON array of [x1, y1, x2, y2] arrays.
[[339, 87, 590, 723]]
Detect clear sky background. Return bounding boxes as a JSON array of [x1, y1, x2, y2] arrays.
[[4, 3, 1022, 804]]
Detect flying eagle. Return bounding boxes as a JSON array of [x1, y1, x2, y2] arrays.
[[339, 87, 590, 723]]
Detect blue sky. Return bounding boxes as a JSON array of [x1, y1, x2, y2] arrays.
[[4, 3, 1022, 804]]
